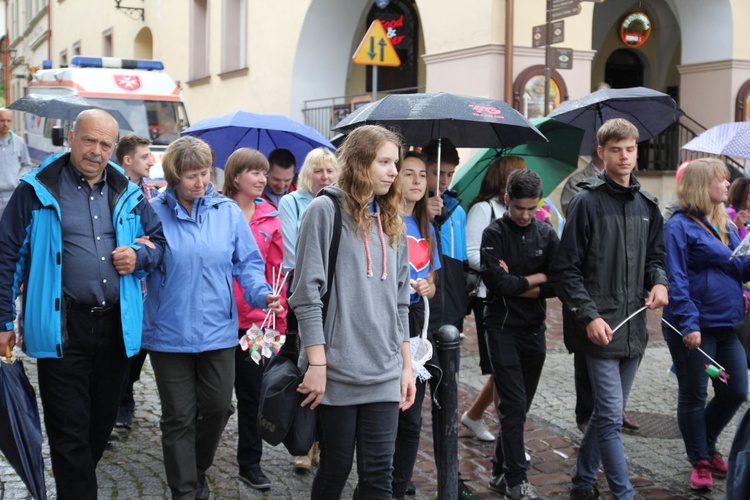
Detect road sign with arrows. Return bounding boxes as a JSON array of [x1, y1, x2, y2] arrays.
[[352, 20, 401, 67]]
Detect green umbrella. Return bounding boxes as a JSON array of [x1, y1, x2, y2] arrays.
[[452, 117, 585, 211]]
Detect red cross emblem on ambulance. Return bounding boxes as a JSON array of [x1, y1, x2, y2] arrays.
[[114, 75, 141, 91]]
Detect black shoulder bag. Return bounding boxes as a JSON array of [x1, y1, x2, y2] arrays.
[[259, 192, 342, 455]]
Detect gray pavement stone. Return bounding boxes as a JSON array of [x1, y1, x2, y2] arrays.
[[2, 304, 747, 499]]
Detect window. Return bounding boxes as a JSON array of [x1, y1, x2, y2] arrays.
[[10, 0, 18, 39], [59, 49, 67, 68], [102, 28, 113, 57], [72, 40, 81, 57], [512, 65, 569, 119], [735, 79, 750, 122], [364, 0, 419, 93], [221, 0, 246, 73], [190, 0, 209, 80]]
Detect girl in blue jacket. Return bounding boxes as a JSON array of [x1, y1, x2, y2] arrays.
[[662, 158, 750, 492]]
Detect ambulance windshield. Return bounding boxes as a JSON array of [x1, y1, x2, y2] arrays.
[[87, 98, 190, 146]]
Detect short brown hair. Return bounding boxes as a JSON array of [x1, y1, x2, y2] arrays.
[[596, 118, 639, 147], [161, 136, 213, 188], [116, 134, 152, 165], [222, 148, 270, 198]]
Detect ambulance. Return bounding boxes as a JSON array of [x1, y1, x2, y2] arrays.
[[23, 56, 190, 182]]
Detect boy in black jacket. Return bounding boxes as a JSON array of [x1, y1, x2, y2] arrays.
[[480, 169, 559, 500]]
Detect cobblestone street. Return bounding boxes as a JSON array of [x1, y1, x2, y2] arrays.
[[1, 299, 746, 498]]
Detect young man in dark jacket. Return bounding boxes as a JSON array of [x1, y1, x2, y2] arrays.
[[550, 118, 669, 500], [481, 170, 559, 499]]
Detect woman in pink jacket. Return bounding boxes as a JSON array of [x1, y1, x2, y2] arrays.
[[223, 147, 288, 491]]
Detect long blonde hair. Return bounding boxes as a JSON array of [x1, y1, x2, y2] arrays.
[[677, 158, 731, 244], [336, 125, 404, 245]]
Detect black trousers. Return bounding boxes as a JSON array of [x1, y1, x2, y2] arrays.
[[37, 305, 128, 500], [234, 329, 265, 469], [486, 328, 546, 487], [313, 402, 399, 500], [119, 348, 148, 408]]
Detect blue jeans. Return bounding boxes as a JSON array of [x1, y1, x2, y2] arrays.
[[664, 325, 748, 464], [312, 402, 399, 500], [572, 355, 640, 500]]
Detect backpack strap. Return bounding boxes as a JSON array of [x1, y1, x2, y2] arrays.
[[319, 192, 341, 322]]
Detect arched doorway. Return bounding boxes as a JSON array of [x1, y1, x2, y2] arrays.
[[364, 0, 419, 93], [134, 28, 153, 60], [604, 49, 644, 89]]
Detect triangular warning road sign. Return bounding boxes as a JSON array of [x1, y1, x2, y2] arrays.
[[352, 20, 401, 67]]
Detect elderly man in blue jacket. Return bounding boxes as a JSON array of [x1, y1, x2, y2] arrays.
[[0, 109, 165, 500]]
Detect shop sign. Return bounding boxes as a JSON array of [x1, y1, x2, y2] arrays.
[[620, 12, 651, 47]]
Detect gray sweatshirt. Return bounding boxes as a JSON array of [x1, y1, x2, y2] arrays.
[[289, 186, 410, 406]]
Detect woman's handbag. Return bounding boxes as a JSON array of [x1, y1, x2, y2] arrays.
[[257, 355, 308, 446]]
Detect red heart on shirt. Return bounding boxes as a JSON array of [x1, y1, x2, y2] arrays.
[[407, 235, 431, 272]]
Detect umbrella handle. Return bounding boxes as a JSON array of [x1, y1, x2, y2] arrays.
[[4, 345, 10, 363]]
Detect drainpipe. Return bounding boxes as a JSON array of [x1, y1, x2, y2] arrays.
[[47, 0, 51, 61], [504, 0, 514, 104]]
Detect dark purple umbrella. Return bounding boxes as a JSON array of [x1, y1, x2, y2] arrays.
[[548, 86, 683, 153], [0, 349, 47, 499]]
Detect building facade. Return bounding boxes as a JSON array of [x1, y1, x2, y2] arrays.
[[5, 1, 750, 170]]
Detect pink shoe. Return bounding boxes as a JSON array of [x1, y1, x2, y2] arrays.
[[709, 452, 728, 478], [690, 460, 713, 491]]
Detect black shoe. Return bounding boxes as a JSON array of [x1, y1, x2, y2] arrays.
[[489, 474, 506, 495], [196, 475, 210, 500], [569, 485, 601, 500], [239, 467, 272, 490], [114, 403, 133, 429], [457, 479, 482, 500], [405, 480, 416, 495]]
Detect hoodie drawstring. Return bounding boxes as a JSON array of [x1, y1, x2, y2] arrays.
[[362, 212, 388, 280]]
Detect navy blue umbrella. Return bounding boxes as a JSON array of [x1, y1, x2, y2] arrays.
[[181, 111, 334, 169], [548, 86, 683, 154], [0, 349, 47, 499]]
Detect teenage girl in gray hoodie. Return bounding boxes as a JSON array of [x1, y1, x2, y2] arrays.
[[289, 125, 415, 499]]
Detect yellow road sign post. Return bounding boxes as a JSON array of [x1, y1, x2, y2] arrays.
[[352, 20, 402, 100]]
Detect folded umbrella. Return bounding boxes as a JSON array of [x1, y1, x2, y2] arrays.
[[181, 111, 334, 168], [0, 347, 47, 499], [8, 94, 133, 131]]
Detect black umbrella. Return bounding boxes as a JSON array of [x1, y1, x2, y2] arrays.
[[548, 86, 683, 153], [0, 348, 47, 499], [332, 92, 546, 186], [8, 94, 133, 131], [333, 92, 545, 148]]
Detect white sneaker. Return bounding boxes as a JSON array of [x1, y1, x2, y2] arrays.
[[461, 411, 495, 441]]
